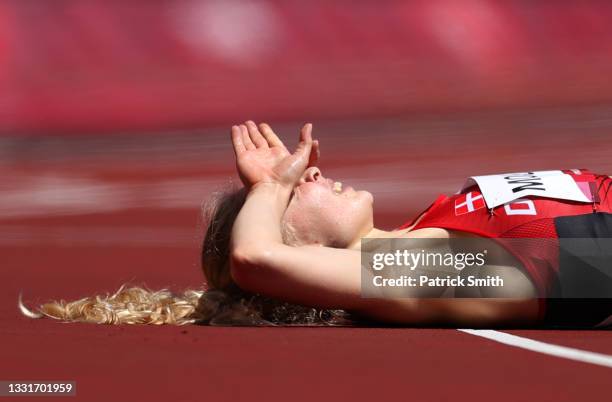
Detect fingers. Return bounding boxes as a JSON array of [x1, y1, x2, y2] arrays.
[[259, 123, 284, 148], [233, 121, 317, 160], [245, 120, 268, 148], [231, 125, 246, 155], [240, 125, 256, 150]]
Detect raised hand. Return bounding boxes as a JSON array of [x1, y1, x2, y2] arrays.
[[231, 121, 319, 189]]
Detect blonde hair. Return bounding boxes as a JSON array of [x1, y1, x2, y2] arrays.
[[19, 186, 352, 326], [19, 285, 203, 325]]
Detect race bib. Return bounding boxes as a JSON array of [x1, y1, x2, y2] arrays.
[[461, 170, 592, 209]]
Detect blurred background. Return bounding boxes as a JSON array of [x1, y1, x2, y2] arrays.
[[2, 0, 612, 295]]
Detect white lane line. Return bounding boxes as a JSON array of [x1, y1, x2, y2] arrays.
[[458, 329, 612, 369], [0, 175, 227, 219]]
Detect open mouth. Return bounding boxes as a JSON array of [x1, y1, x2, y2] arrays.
[[333, 181, 343, 194], [333, 181, 354, 194]]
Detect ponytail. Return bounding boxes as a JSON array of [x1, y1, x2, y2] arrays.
[[19, 285, 204, 325]]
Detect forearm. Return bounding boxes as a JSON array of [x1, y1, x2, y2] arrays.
[[230, 182, 292, 256], [228, 183, 366, 308]]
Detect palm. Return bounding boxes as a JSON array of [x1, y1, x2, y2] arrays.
[[237, 145, 290, 186], [231, 122, 317, 189]]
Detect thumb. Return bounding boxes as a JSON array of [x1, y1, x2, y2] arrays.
[[308, 139, 320, 167], [293, 123, 313, 158]]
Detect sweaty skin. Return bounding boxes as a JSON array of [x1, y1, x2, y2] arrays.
[[229, 121, 540, 327], [282, 167, 373, 247]]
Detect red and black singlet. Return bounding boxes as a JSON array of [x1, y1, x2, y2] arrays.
[[400, 169, 612, 326]]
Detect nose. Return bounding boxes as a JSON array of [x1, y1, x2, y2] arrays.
[[299, 167, 322, 184]]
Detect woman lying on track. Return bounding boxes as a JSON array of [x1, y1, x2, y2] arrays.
[[21, 122, 612, 328]]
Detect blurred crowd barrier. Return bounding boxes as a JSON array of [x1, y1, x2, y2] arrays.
[[1, 0, 612, 134]]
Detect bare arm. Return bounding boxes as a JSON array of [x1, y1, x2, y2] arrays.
[[232, 219, 540, 326], [228, 121, 540, 327]]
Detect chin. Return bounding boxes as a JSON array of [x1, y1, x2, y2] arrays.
[[358, 190, 374, 205]]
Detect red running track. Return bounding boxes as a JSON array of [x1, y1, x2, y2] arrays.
[[1, 110, 611, 401]]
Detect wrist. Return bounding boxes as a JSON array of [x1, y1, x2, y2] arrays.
[[248, 181, 294, 214], [250, 181, 293, 196]]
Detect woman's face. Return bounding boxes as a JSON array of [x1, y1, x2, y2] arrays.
[[282, 167, 374, 247]]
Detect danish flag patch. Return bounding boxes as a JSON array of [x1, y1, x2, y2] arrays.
[[455, 191, 485, 216]]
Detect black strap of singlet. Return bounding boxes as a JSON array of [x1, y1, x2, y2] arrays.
[[546, 212, 612, 327]]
